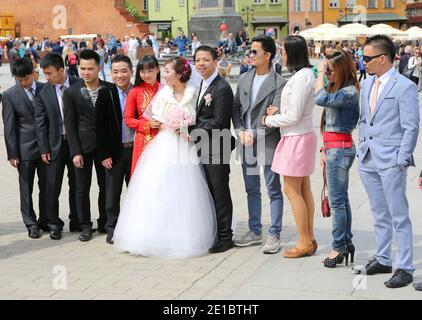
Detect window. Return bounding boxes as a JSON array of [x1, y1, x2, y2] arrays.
[[225, 0, 234, 6], [346, 0, 356, 7], [155, 0, 160, 11], [329, 0, 339, 8], [143, 0, 148, 11], [179, 0, 185, 6], [368, 0, 377, 8], [270, 0, 280, 4], [294, 0, 302, 11], [384, 0, 394, 8], [201, 0, 218, 7], [310, 0, 319, 11], [253, 0, 263, 4]]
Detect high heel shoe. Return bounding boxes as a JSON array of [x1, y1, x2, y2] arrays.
[[347, 244, 355, 265], [323, 252, 346, 268], [312, 240, 318, 255]]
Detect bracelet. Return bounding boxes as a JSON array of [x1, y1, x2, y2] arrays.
[[262, 115, 268, 126]]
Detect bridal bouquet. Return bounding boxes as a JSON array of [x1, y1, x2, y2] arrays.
[[164, 107, 194, 140]]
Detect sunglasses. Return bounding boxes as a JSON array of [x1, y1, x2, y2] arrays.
[[249, 49, 270, 56], [362, 53, 386, 63]]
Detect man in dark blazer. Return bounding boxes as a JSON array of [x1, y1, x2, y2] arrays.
[[232, 35, 286, 254], [1, 57, 47, 239], [95, 54, 134, 244], [190, 46, 235, 254], [35, 53, 82, 240], [63, 49, 111, 242]]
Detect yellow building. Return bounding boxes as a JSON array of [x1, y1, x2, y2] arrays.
[[0, 13, 15, 37], [323, 0, 408, 28]]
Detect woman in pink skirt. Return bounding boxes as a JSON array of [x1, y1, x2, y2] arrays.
[[262, 35, 317, 259]]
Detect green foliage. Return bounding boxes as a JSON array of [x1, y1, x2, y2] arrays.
[[125, 1, 140, 18]]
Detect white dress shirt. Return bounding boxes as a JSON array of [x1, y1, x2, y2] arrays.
[[198, 70, 219, 106], [24, 81, 37, 102], [55, 75, 70, 135]]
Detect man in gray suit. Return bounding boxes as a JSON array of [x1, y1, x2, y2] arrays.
[[358, 35, 420, 288], [2, 57, 47, 239], [232, 35, 286, 254]]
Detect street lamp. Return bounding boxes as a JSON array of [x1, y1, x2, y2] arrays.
[[241, 6, 255, 31]]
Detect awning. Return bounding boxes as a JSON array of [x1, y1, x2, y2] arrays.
[[338, 14, 407, 24], [252, 16, 289, 25]]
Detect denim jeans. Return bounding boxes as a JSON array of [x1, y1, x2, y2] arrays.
[[326, 146, 356, 252], [241, 163, 283, 237]]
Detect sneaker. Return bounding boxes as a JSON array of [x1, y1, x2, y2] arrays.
[[263, 235, 281, 254], [234, 230, 263, 247]]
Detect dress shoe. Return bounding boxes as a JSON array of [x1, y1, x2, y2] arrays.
[[37, 224, 50, 232], [283, 243, 314, 258], [365, 258, 393, 275], [385, 269, 413, 288], [209, 240, 234, 253], [50, 230, 62, 240], [106, 233, 114, 245], [28, 228, 41, 239], [413, 282, 422, 291], [79, 228, 92, 242]]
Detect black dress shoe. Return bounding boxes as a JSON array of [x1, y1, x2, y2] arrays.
[[28, 228, 41, 239], [79, 228, 92, 242], [38, 224, 50, 232], [413, 282, 422, 291], [209, 240, 234, 254], [106, 233, 114, 245], [50, 230, 62, 240], [385, 269, 413, 288], [97, 226, 107, 234], [365, 258, 393, 275]]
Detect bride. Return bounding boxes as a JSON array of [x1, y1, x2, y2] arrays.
[[113, 57, 217, 258]]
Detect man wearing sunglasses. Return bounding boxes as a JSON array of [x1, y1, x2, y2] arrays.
[[358, 35, 420, 289]]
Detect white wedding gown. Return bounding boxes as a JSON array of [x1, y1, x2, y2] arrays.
[[113, 83, 217, 259]]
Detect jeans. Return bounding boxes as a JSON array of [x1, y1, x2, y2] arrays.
[[178, 51, 187, 57], [241, 163, 283, 237], [100, 63, 106, 81], [326, 146, 356, 252]]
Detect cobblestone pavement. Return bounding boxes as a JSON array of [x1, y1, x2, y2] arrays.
[[0, 64, 421, 300]]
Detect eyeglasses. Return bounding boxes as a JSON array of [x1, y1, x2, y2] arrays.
[[362, 53, 387, 63]]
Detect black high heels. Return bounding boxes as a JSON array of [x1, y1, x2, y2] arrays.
[[323, 244, 355, 268]]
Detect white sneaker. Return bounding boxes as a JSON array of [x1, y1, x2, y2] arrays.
[[263, 235, 281, 254]]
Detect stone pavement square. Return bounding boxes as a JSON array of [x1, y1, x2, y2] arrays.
[[0, 64, 421, 300]]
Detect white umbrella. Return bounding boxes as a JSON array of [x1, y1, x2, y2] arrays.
[[300, 24, 340, 40], [315, 33, 355, 41], [368, 24, 405, 36], [340, 23, 371, 37], [404, 26, 422, 40]]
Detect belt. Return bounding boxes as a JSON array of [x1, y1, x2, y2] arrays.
[[122, 142, 133, 149], [321, 141, 354, 152]]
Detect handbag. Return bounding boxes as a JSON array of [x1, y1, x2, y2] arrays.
[[403, 57, 416, 79], [321, 164, 331, 218]]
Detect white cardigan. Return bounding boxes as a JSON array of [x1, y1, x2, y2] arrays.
[[265, 67, 316, 137]]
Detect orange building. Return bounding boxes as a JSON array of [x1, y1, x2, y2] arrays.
[[289, 0, 323, 34], [323, 0, 408, 28]]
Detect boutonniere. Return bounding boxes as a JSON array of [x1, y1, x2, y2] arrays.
[[204, 94, 213, 107]]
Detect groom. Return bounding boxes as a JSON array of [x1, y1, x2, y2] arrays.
[[190, 46, 235, 253]]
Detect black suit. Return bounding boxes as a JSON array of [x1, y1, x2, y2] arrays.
[[190, 74, 235, 242], [95, 84, 133, 235], [34, 76, 82, 231], [63, 80, 112, 229], [1, 81, 47, 230]]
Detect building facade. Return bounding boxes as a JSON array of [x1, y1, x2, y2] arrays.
[[236, 0, 289, 39], [289, 0, 323, 34], [406, 0, 422, 28], [323, 0, 408, 28], [0, 0, 149, 40], [146, 0, 195, 39]]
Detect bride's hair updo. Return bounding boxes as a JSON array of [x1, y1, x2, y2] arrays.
[[165, 57, 191, 83]]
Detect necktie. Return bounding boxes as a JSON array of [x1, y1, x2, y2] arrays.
[[198, 80, 207, 107], [60, 85, 66, 135], [27, 87, 36, 107], [122, 91, 133, 143], [370, 78, 382, 115]]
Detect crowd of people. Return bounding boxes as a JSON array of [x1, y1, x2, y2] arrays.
[[1, 32, 422, 292]]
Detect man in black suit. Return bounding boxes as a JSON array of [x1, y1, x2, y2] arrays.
[[63, 49, 111, 242], [35, 53, 82, 240], [1, 57, 47, 239], [190, 46, 235, 253], [95, 55, 134, 244]]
